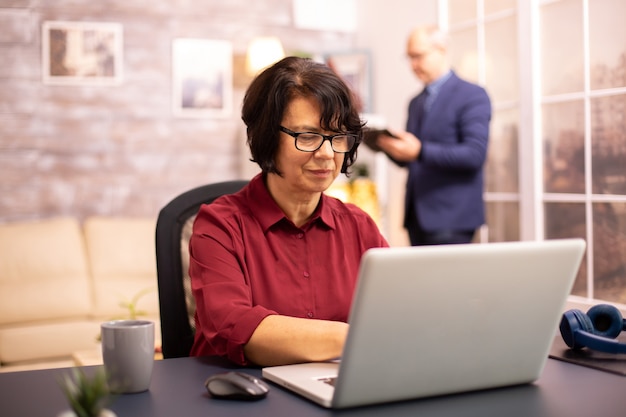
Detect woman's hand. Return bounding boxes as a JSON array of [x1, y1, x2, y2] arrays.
[[244, 315, 349, 366]]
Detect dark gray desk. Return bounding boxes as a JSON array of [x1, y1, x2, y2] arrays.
[[1, 357, 625, 417]]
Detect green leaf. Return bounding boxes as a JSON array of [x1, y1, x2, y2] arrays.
[[58, 368, 113, 417]]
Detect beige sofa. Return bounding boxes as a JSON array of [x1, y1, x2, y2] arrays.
[[0, 216, 161, 372]]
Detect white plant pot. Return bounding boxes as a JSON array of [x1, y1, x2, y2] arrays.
[[57, 409, 117, 417]]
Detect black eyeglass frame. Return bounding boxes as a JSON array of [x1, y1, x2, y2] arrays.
[[279, 126, 359, 154]]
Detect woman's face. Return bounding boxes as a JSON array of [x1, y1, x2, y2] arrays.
[[274, 95, 345, 195]]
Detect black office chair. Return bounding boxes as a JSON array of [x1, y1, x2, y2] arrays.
[[155, 180, 248, 358]]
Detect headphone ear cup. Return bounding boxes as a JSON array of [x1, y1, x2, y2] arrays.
[[587, 304, 624, 339], [560, 309, 595, 350]]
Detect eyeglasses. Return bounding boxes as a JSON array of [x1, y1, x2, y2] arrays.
[[406, 45, 440, 62], [407, 50, 431, 61], [279, 126, 358, 153]]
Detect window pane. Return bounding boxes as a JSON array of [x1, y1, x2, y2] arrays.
[[542, 101, 585, 193], [485, 16, 518, 103], [449, 28, 479, 84], [486, 201, 519, 242], [589, 0, 626, 89], [448, 0, 476, 26], [484, 0, 516, 15], [540, 0, 584, 95], [486, 108, 519, 193], [593, 202, 626, 303], [544, 202, 587, 297], [591, 94, 626, 195]]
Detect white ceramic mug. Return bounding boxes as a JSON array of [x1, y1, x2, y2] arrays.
[[101, 320, 155, 394]]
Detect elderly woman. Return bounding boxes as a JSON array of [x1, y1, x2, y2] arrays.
[[189, 56, 388, 366]]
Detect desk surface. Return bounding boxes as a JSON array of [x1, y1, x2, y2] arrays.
[[1, 356, 625, 417]]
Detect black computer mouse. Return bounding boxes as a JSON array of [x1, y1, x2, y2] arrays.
[[204, 371, 270, 401]]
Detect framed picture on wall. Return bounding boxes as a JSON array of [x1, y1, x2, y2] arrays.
[[42, 21, 123, 86], [324, 50, 371, 113], [172, 38, 233, 118]]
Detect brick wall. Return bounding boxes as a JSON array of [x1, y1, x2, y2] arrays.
[[0, 0, 354, 223]]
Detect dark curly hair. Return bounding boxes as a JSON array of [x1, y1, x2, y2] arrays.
[[241, 56, 364, 175]]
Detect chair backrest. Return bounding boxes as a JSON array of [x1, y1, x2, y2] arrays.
[[155, 180, 248, 358]]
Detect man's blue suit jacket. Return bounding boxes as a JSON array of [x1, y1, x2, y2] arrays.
[[404, 71, 491, 232]]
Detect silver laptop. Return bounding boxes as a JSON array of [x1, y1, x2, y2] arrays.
[[262, 239, 586, 409]]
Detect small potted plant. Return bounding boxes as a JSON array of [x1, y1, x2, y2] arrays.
[[117, 287, 154, 320], [58, 367, 116, 417]]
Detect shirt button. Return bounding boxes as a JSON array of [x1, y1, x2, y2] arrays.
[[303, 271, 310, 278], [296, 233, 304, 239], [307, 311, 314, 318]]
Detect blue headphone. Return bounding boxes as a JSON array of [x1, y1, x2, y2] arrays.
[[560, 304, 626, 354]]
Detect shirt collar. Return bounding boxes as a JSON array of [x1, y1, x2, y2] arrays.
[[246, 173, 335, 231], [426, 70, 452, 95]]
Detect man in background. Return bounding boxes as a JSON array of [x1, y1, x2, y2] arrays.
[[376, 25, 491, 246]]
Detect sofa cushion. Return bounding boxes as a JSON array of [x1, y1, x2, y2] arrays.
[[0, 320, 101, 364], [83, 216, 160, 319], [0, 358, 76, 373], [0, 217, 92, 325]]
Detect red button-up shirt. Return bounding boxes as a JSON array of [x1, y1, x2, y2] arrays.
[[189, 174, 388, 364]]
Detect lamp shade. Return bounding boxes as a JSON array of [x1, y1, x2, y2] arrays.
[[245, 36, 285, 75]]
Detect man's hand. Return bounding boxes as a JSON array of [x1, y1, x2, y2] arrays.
[[376, 129, 422, 162]]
